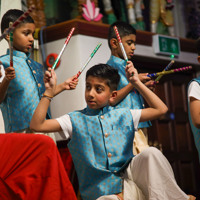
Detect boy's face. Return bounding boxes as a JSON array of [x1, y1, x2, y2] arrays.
[[114, 34, 136, 60], [12, 23, 35, 53], [85, 76, 114, 109]]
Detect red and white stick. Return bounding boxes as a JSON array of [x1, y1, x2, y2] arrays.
[[75, 43, 102, 79], [113, 26, 128, 61], [52, 27, 75, 70]]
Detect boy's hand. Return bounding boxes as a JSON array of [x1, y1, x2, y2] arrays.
[[5, 66, 16, 81], [62, 75, 78, 90], [145, 80, 157, 91], [126, 60, 134, 70], [138, 73, 157, 91], [138, 73, 151, 83], [125, 62, 139, 85], [44, 68, 57, 96]]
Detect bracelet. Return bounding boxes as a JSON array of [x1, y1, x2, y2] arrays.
[[42, 96, 52, 101], [42, 93, 53, 101], [43, 93, 53, 98]]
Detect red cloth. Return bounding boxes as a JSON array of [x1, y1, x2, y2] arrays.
[[58, 146, 79, 194], [59, 147, 74, 179], [0, 133, 77, 200]]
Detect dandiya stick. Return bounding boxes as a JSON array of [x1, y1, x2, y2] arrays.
[[0, 6, 35, 42], [75, 43, 102, 78], [9, 22, 13, 67], [147, 66, 192, 78], [52, 27, 75, 70], [154, 60, 174, 82], [113, 26, 128, 62]]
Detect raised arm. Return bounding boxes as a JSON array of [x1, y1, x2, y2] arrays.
[[30, 69, 62, 132], [0, 66, 15, 103], [110, 82, 134, 106], [126, 64, 168, 122], [30, 68, 78, 132], [110, 61, 136, 106], [110, 61, 154, 106]]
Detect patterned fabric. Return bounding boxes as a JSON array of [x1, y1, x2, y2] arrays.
[[188, 77, 200, 162], [107, 55, 151, 128], [68, 106, 135, 200], [0, 50, 50, 132]]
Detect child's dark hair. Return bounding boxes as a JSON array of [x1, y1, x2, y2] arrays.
[[196, 37, 200, 56], [1, 9, 34, 34], [86, 64, 120, 91], [108, 21, 136, 49]]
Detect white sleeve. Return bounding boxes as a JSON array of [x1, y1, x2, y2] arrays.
[[0, 65, 5, 83], [130, 109, 141, 130], [188, 81, 200, 102], [56, 114, 73, 140]]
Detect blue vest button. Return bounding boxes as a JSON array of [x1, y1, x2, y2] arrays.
[[108, 153, 112, 157], [104, 133, 109, 137]]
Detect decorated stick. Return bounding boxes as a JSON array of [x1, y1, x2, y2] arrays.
[[147, 66, 192, 78], [154, 60, 174, 82], [9, 22, 13, 67], [75, 43, 102, 78], [0, 6, 35, 42], [52, 27, 75, 70], [113, 26, 128, 62]]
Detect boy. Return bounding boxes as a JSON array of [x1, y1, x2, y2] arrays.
[[0, 9, 77, 136], [187, 37, 200, 162], [107, 21, 155, 154], [30, 64, 191, 200]]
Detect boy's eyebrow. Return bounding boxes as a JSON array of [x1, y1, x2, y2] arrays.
[[86, 82, 105, 88], [96, 84, 105, 87], [125, 40, 136, 45], [22, 29, 33, 33], [126, 39, 135, 42]]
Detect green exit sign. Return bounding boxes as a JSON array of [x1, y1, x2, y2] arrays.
[[153, 34, 180, 56]]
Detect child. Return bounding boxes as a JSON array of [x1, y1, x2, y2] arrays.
[[30, 63, 192, 200], [107, 21, 155, 154], [0, 9, 77, 137], [187, 37, 200, 162]]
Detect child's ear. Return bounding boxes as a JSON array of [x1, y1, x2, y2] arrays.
[[110, 38, 118, 49], [197, 56, 200, 63], [5, 33, 10, 42], [109, 90, 117, 106]]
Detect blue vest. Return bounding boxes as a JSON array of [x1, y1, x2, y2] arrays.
[[188, 77, 200, 162], [107, 55, 151, 128], [68, 106, 135, 200], [0, 50, 50, 132]]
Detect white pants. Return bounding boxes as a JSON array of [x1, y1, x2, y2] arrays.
[[97, 147, 189, 200]]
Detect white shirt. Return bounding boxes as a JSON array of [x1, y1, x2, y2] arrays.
[[0, 65, 5, 82], [188, 81, 200, 102], [56, 109, 141, 140]]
